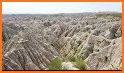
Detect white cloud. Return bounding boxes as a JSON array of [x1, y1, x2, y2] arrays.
[[2, 2, 122, 14]]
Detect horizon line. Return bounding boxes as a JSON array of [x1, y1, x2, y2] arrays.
[[2, 11, 122, 15]]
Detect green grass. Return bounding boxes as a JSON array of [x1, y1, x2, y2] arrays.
[[74, 57, 87, 70], [48, 56, 87, 70], [48, 58, 62, 70], [67, 56, 86, 70]]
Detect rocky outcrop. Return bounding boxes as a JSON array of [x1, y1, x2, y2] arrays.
[[2, 12, 122, 70], [85, 37, 122, 70]]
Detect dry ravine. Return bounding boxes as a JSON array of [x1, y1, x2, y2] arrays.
[[2, 12, 122, 70]]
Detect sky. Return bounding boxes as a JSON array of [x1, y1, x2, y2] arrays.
[[2, 2, 122, 14]]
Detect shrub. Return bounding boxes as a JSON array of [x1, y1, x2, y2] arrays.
[[48, 58, 62, 70], [74, 57, 86, 70], [67, 56, 86, 70]]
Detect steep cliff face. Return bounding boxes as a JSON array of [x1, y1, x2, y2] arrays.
[[2, 13, 122, 70]]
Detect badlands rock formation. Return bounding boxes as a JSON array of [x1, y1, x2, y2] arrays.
[[2, 12, 122, 70]]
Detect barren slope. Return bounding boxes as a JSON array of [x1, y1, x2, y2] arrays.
[[2, 13, 122, 70]]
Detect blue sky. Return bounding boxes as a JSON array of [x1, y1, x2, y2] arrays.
[[2, 2, 122, 14]]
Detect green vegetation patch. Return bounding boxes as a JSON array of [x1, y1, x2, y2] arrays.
[[68, 56, 87, 70], [48, 58, 62, 70], [74, 57, 86, 70]]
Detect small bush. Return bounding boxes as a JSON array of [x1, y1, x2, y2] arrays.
[[67, 56, 86, 70], [74, 57, 86, 70], [48, 58, 62, 70]]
